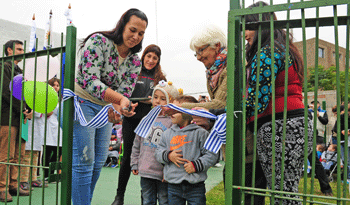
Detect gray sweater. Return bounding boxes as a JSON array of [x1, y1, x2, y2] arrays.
[[131, 115, 173, 181], [155, 124, 218, 184]]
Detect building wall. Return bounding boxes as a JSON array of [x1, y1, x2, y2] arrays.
[[295, 38, 348, 71]]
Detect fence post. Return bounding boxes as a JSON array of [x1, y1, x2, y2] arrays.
[[61, 25, 76, 205], [226, 0, 243, 204]]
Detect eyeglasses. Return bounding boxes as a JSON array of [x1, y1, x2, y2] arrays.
[[194, 44, 210, 57]]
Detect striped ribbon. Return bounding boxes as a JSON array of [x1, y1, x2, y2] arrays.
[[134, 103, 226, 153], [63, 88, 118, 129]]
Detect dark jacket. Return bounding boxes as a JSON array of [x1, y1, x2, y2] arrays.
[[129, 67, 155, 120], [0, 61, 26, 127]]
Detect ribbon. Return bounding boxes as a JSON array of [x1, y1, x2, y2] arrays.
[[63, 88, 119, 129], [134, 103, 226, 153]]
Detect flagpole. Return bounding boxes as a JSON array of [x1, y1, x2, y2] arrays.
[[29, 14, 37, 52], [44, 10, 53, 50]]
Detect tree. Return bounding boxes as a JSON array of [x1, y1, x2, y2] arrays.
[[306, 65, 350, 101]]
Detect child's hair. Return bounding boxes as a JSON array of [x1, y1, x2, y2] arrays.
[[48, 77, 60, 87], [174, 95, 199, 123], [174, 95, 199, 104], [152, 80, 181, 104], [329, 144, 337, 151], [316, 144, 325, 152]]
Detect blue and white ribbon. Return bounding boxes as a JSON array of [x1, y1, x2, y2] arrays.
[[204, 114, 226, 153], [63, 88, 118, 129], [134, 103, 226, 153]]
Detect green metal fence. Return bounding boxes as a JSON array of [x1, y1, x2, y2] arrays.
[[0, 26, 76, 205], [226, 0, 350, 204]]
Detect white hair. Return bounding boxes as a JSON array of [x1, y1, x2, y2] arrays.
[[189, 24, 227, 51]]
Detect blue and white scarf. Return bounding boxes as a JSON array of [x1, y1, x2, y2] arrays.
[[134, 103, 227, 153]]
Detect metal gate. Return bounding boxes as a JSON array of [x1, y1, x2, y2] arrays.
[[226, 0, 350, 204], [0, 26, 76, 205]]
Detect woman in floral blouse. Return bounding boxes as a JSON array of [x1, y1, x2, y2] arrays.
[[244, 2, 312, 204], [71, 9, 148, 205]]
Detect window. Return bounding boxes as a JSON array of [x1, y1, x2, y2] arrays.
[[339, 54, 342, 60], [318, 48, 324, 58]]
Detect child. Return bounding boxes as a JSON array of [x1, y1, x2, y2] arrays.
[[321, 144, 339, 172], [155, 95, 218, 205], [131, 81, 180, 205], [316, 144, 325, 160], [105, 127, 122, 168]]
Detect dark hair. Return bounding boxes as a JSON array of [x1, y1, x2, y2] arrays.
[[4, 40, 23, 56], [245, 1, 304, 83], [139, 44, 167, 85], [48, 78, 60, 87], [80, 8, 148, 54]]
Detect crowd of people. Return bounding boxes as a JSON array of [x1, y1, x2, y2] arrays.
[[1, 1, 349, 205], [0, 40, 63, 202]]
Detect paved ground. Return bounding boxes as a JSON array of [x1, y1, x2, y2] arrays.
[[1, 161, 224, 204]]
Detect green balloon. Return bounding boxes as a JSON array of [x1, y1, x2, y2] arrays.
[[24, 81, 58, 114]]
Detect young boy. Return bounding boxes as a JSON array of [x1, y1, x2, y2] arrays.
[[155, 96, 218, 205]]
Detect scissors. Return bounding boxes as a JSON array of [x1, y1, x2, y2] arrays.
[[122, 101, 132, 112]]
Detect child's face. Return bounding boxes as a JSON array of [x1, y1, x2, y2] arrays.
[[170, 100, 185, 126], [152, 90, 167, 107], [328, 146, 336, 152], [52, 81, 60, 93]]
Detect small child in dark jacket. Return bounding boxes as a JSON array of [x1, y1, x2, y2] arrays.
[[155, 96, 218, 205]]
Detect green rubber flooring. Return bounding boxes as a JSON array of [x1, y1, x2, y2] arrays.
[[1, 161, 224, 205]]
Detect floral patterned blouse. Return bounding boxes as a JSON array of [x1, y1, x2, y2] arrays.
[[75, 33, 142, 101]]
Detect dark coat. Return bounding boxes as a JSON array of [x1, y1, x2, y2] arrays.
[[0, 61, 26, 127]]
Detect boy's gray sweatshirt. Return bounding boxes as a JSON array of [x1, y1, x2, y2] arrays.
[[131, 115, 173, 181], [155, 123, 218, 184]]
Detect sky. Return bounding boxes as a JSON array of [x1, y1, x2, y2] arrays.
[[0, 0, 348, 97]]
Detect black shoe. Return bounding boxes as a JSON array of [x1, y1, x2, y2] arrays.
[[111, 194, 124, 205]]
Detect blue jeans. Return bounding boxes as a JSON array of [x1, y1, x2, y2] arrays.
[[71, 97, 112, 205], [340, 144, 350, 179], [168, 181, 206, 205], [141, 177, 168, 205]]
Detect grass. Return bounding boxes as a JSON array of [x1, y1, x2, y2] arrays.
[[206, 176, 350, 205]]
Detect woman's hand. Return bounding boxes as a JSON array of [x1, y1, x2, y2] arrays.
[[119, 97, 138, 117], [191, 107, 211, 130]]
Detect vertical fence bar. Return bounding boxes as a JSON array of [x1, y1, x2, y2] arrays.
[[61, 25, 76, 205], [300, 1, 309, 204], [333, 5, 342, 205], [342, 3, 350, 204], [227, 0, 242, 204], [310, 6, 320, 204]]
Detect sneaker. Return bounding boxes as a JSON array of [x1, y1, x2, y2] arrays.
[[341, 180, 350, 184], [20, 182, 34, 191], [214, 163, 222, 167], [111, 164, 119, 168], [32, 180, 48, 188]]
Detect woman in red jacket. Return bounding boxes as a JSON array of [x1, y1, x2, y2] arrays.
[[245, 1, 313, 204]]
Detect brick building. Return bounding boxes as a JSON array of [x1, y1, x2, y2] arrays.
[[295, 37, 348, 71]]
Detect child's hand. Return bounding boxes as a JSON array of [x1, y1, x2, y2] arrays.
[[132, 170, 139, 175], [184, 159, 195, 174], [322, 159, 326, 162], [168, 150, 186, 167]]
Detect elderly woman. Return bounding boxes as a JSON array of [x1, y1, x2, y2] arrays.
[[182, 25, 227, 110]]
